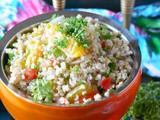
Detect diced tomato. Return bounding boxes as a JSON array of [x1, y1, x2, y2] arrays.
[[101, 77, 111, 90], [101, 41, 105, 48], [78, 91, 99, 103], [24, 68, 37, 81]]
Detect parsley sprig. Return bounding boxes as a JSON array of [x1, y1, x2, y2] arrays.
[[97, 24, 112, 40], [58, 17, 90, 48], [48, 47, 64, 58], [8, 53, 15, 66], [29, 79, 53, 103], [54, 37, 69, 49], [108, 62, 116, 72], [71, 65, 80, 73]]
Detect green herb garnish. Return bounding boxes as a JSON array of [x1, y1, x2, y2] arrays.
[[81, 40, 90, 49], [34, 64, 39, 70], [102, 71, 110, 77], [97, 24, 112, 40], [34, 61, 40, 70], [54, 38, 69, 49], [71, 65, 80, 73], [65, 75, 70, 84], [116, 54, 122, 59], [90, 72, 95, 78], [58, 17, 89, 48], [44, 40, 48, 45], [100, 32, 112, 40], [8, 53, 14, 66], [122, 81, 160, 120], [78, 80, 85, 85], [26, 48, 30, 56], [48, 47, 64, 58], [108, 62, 116, 72], [47, 14, 58, 22], [29, 79, 53, 103], [103, 46, 108, 51]]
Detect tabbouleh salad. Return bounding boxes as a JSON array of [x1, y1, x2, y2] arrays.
[[5, 14, 133, 105]]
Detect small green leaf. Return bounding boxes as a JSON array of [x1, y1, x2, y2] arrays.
[[116, 54, 122, 59], [58, 17, 88, 48], [102, 33, 112, 39], [103, 46, 108, 51], [8, 53, 14, 66], [47, 14, 58, 22], [48, 47, 64, 58], [29, 79, 53, 103], [71, 65, 80, 73], [78, 80, 85, 85], [54, 38, 69, 49], [102, 71, 110, 77], [65, 76, 70, 84], [81, 40, 90, 49], [44, 40, 48, 45], [108, 62, 116, 72]]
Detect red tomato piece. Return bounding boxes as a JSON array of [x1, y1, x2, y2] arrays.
[[101, 77, 111, 90], [78, 91, 99, 103], [101, 41, 105, 48], [24, 68, 37, 81]]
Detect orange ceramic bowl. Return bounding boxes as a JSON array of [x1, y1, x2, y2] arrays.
[[0, 11, 141, 120]]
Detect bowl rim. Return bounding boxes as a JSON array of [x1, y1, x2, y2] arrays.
[[0, 10, 141, 108]]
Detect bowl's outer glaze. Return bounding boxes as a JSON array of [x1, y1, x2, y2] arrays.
[[0, 11, 141, 120]]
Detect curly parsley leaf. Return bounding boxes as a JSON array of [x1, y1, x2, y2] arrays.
[[71, 65, 80, 74], [97, 24, 112, 40], [58, 17, 89, 48], [100, 32, 112, 39], [48, 47, 64, 58], [102, 71, 110, 77], [108, 62, 116, 72], [54, 37, 69, 49], [47, 14, 58, 22], [81, 40, 90, 49], [8, 53, 15, 66], [29, 79, 53, 103]]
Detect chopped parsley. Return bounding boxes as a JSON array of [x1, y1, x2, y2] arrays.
[[81, 39, 90, 49], [100, 32, 112, 40], [34, 61, 40, 70], [90, 72, 95, 78], [71, 65, 80, 73], [58, 17, 89, 48], [26, 48, 30, 56], [102, 71, 110, 77], [47, 14, 58, 22], [97, 24, 112, 40], [29, 79, 53, 103], [78, 80, 85, 85], [34, 64, 39, 71], [48, 47, 64, 58], [54, 38, 69, 49], [116, 54, 122, 59], [108, 62, 116, 72], [103, 46, 108, 51], [44, 40, 48, 45], [65, 75, 70, 84], [8, 53, 14, 66]]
